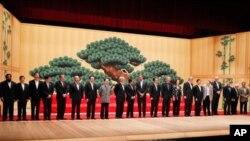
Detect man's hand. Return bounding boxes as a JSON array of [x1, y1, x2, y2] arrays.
[[47, 95, 51, 99], [0, 98, 4, 102], [173, 97, 175, 101], [195, 98, 198, 101], [63, 94, 66, 98], [151, 97, 153, 100], [224, 98, 226, 101], [184, 96, 186, 99], [86, 99, 88, 102], [217, 91, 220, 95]]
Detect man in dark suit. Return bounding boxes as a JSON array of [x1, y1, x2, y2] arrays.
[[161, 76, 173, 117], [85, 76, 98, 119], [212, 76, 222, 115], [114, 76, 126, 119], [15, 76, 29, 121], [55, 74, 68, 120], [231, 84, 239, 115], [41, 76, 54, 120], [183, 76, 193, 116], [29, 72, 43, 120], [125, 78, 136, 118], [223, 80, 233, 115], [0, 74, 16, 121], [69, 75, 84, 120], [136, 75, 147, 118], [150, 77, 161, 117], [193, 79, 204, 116]]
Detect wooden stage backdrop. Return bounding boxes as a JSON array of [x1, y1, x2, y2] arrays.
[[0, 4, 250, 113]]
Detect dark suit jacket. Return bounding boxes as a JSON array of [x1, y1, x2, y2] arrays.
[[212, 81, 223, 97], [41, 82, 54, 98], [15, 83, 29, 101], [161, 83, 173, 99], [55, 81, 68, 99], [114, 83, 125, 102], [223, 86, 233, 101], [85, 82, 98, 101], [125, 84, 136, 101], [29, 80, 43, 99], [0, 81, 16, 101], [149, 84, 161, 100], [183, 82, 193, 99], [136, 81, 147, 99], [231, 88, 239, 101], [193, 85, 204, 102], [69, 83, 84, 102]]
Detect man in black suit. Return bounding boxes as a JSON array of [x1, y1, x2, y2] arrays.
[[29, 72, 43, 120], [41, 76, 54, 120], [183, 76, 193, 116], [114, 76, 126, 119], [125, 78, 136, 118], [231, 84, 239, 115], [69, 75, 84, 120], [136, 75, 147, 118], [55, 74, 68, 120], [193, 79, 204, 116], [223, 80, 233, 115], [15, 76, 29, 121], [212, 76, 222, 115], [0, 74, 16, 121], [150, 77, 161, 117], [161, 76, 173, 117], [85, 76, 98, 119]]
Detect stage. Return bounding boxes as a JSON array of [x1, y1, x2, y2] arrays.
[[0, 115, 249, 141]]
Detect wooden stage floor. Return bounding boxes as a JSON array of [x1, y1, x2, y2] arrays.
[[0, 115, 249, 141]]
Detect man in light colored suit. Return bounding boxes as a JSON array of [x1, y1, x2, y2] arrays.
[[239, 81, 249, 114], [203, 80, 213, 116], [99, 78, 113, 119]]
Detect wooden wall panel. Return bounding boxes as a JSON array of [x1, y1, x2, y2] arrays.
[[20, 23, 190, 81]]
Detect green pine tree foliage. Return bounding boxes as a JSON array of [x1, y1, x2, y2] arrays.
[[77, 37, 146, 73], [129, 60, 184, 85], [29, 56, 109, 87]]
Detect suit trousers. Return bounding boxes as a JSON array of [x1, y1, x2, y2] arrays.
[[87, 100, 96, 119], [127, 99, 134, 118], [116, 100, 124, 118], [18, 100, 27, 120], [173, 99, 180, 116], [150, 98, 159, 117], [57, 97, 66, 119], [162, 98, 170, 116], [31, 97, 40, 120], [240, 102, 247, 114], [101, 103, 109, 119], [2, 99, 14, 121], [138, 97, 146, 117], [203, 96, 211, 116]]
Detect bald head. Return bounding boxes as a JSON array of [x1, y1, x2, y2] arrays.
[[188, 76, 193, 82], [215, 76, 219, 82], [165, 76, 171, 83]]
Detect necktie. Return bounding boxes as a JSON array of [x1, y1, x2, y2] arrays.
[[155, 84, 158, 91], [167, 84, 169, 90]]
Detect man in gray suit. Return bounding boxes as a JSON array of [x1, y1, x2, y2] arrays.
[[99, 78, 113, 119], [203, 80, 213, 116], [239, 81, 249, 114]]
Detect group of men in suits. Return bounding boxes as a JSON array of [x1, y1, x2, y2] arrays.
[[0, 73, 249, 121]]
